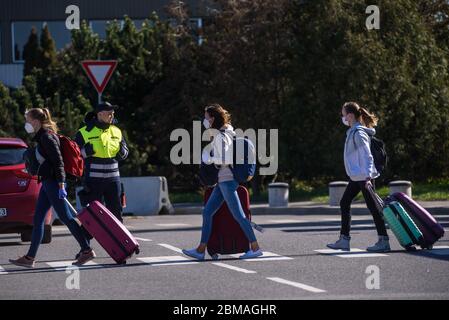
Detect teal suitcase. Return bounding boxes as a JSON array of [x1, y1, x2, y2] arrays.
[[383, 201, 425, 250], [368, 185, 424, 250]]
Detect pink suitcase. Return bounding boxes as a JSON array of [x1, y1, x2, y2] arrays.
[[66, 199, 140, 264], [392, 192, 445, 249]]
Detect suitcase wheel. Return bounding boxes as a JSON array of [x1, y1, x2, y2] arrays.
[[135, 248, 140, 255], [117, 260, 127, 265], [405, 246, 417, 252], [426, 245, 433, 250]]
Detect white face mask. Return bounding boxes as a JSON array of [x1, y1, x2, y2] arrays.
[[341, 116, 350, 126], [24, 122, 35, 134], [203, 118, 211, 129]]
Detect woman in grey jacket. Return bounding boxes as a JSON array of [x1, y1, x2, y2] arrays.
[[327, 102, 390, 253]]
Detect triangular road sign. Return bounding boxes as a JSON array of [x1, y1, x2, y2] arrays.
[[81, 60, 117, 94]]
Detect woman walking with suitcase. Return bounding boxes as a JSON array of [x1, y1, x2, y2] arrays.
[[9, 108, 95, 268], [327, 102, 390, 252], [182, 104, 263, 260]]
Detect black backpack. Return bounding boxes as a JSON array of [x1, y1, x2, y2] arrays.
[[353, 129, 387, 174]]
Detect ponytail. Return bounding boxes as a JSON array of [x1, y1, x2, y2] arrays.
[[359, 107, 378, 128], [25, 108, 59, 133], [342, 102, 378, 128]]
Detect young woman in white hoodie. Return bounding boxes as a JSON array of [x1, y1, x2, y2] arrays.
[[327, 102, 390, 253], [182, 104, 263, 260]]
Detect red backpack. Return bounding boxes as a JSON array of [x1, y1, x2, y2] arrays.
[[52, 133, 84, 180]]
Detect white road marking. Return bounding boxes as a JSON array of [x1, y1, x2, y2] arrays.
[[428, 246, 449, 256], [267, 277, 326, 293], [46, 260, 101, 270], [315, 248, 388, 258], [0, 266, 7, 275], [155, 223, 191, 227], [267, 219, 303, 223], [229, 251, 293, 261], [212, 262, 257, 274], [134, 237, 152, 242], [158, 243, 183, 254], [137, 256, 198, 266]]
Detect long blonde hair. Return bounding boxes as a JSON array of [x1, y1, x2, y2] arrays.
[[343, 102, 378, 128], [25, 108, 59, 133]]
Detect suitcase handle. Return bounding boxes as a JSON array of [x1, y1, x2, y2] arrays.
[[64, 198, 79, 216], [366, 184, 385, 212]]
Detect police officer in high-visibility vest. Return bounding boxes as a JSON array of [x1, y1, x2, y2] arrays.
[[75, 102, 129, 222]]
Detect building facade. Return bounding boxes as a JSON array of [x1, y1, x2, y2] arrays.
[[0, 0, 209, 87]]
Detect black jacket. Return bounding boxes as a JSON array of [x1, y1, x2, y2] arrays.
[[33, 128, 66, 183]]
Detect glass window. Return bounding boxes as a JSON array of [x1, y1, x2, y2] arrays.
[[44, 21, 71, 50], [0, 147, 26, 166], [12, 21, 43, 62]]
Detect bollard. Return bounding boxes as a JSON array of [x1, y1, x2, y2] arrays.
[[328, 181, 349, 206], [389, 180, 412, 198], [268, 183, 289, 207]]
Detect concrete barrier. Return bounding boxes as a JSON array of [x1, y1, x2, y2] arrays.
[[76, 176, 174, 215], [329, 181, 349, 206], [389, 180, 412, 198], [268, 183, 289, 207]]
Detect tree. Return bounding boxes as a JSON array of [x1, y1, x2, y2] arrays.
[[23, 27, 41, 76], [40, 24, 57, 70]]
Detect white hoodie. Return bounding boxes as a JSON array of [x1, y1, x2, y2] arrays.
[[202, 124, 236, 183], [344, 122, 379, 181]]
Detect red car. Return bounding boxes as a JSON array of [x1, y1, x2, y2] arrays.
[[0, 138, 52, 243]]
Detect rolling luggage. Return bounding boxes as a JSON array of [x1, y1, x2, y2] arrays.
[[65, 199, 140, 264], [205, 185, 252, 257], [392, 192, 445, 249], [368, 186, 424, 250]]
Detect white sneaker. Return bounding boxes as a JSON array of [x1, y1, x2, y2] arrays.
[[367, 236, 391, 253], [326, 235, 351, 251]]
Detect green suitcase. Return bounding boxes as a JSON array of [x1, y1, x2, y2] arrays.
[[383, 201, 424, 250]]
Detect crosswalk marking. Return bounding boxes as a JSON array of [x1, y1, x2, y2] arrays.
[[267, 219, 303, 223], [229, 251, 293, 262], [314, 248, 388, 258], [266, 277, 326, 293], [0, 266, 7, 275], [155, 223, 191, 227], [158, 243, 183, 254], [137, 256, 199, 266], [212, 262, 257, 273], [427, 246, 449, 256], [46, 260, 101, 270], [134, 237, 152, 242]]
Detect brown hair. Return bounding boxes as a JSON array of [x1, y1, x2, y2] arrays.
[[25, 108, 59, 133], [343, 102, 378, 128], [204, 103, 231, 129]]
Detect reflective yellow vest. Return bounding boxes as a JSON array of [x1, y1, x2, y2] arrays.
[[78, 125, 122, 158]]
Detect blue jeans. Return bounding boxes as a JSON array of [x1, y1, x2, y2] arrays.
[[27, 180, 91, 258], [200, 180, 257, 244]]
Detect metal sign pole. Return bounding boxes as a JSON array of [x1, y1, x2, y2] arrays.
[[98, 93, 102, 104]]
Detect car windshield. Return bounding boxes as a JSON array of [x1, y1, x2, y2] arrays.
[[0, 147, 26, 166]]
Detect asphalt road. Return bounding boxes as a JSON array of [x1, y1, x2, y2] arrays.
[[1, 212, 449, 300]]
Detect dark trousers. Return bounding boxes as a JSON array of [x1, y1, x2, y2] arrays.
[[83, 179, 123, 222], [340, 179, 388, 237]]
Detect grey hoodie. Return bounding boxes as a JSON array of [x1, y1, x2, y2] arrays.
[[344, 122, 379, 181]]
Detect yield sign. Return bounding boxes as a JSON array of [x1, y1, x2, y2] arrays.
[[81, 60, 117, 94]]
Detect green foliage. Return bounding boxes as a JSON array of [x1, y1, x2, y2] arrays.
[[2, 1, 449, 194]]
